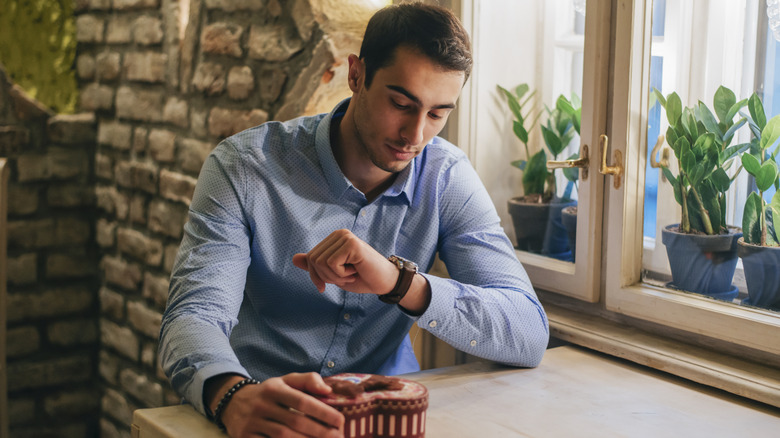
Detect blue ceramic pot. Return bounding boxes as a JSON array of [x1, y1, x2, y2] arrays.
[[542, 198, 576, 261], [661, 224, 741, 296], [737, 238, 780, 309]]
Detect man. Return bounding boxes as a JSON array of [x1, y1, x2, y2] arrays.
[[160, 3, 549, 437]]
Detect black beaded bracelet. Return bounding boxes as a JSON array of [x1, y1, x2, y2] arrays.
[[213, 377, 260, 431]]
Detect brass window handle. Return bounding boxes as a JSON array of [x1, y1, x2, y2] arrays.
[[547, 144, 590, 181], [599, 135, 623, 189], [649, 134, 670, 168]]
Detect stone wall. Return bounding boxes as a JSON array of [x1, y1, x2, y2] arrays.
[[1, 65, 101, 437], [71, 0, 378, 436]]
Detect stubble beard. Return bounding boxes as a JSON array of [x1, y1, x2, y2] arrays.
[[353, 97, 411, 174]]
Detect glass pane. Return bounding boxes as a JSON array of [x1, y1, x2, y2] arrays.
[[641, 0, 780, 313], [481, 0, 585, 264]]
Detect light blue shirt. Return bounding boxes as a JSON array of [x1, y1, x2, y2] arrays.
[[160, 99, 549, 415]]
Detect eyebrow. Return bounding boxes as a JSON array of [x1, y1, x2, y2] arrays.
[[386, 85, 457, 110]]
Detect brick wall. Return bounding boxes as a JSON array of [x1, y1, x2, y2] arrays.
[[1, 65, 101, 437], [70, 1, 377, 437]]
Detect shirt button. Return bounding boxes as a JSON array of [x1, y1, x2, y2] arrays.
[[361, 210, 367, 217], [327, 361, 335, 368], [428, 320, 437, 328], [343, 313, 351, 320], [470, 340, 477, 347]]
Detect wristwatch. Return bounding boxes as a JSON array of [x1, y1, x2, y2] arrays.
[[379, 255, 419, 304]]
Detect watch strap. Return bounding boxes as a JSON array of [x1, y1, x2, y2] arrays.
[[379, 256, 417, 304]]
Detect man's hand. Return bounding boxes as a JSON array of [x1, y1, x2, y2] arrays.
[[211, 372, 344, 438], [292, 229, 398, 295]]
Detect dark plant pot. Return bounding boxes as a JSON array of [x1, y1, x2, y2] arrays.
[[661, 224, 742, 298], [737, 238, 780, 309], [507, 197, 550, 253], [542, 198, 576, 261], [561, 205, 578, 261]]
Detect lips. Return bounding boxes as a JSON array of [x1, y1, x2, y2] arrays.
[[386, 144, 416, 161]]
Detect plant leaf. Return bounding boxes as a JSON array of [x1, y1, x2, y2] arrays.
[[513, 120, 528, 144], [720, 142, 750, 165], [682, 109, 699, 141], [687, 189, 704, 233], [556, 95, 576, 116], [522, 150, 549, 195], [652, 88, 667, 109], [510, 159, 527, 170], [743, 191, 763, 244], [541, 124, 564, 157], [760, 114, 780, 151], [742, 153, 761, 176], [756, 160, 778, 192], [722, 117, 746, 146], [696, 102, 722, 139], [666, 127, 680, 156], [498, 85, 523, 122], [699, 181, 721, 233], [768, 206, 780, 246], [710, 167, 731, 192], [767, 191, 780, 245], [666, 92, 682, 125], [713, 86, 736, 124], [514, 83, 530, 100], [748, 92, 767, 131], [725, 98, 748, 124]]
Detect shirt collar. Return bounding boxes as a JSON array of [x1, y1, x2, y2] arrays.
[[315, 98, 415, 205]]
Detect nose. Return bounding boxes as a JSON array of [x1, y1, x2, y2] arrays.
[[400, 112, 426, 146]]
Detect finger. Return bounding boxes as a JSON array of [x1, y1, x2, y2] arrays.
[[283, 372, 332, 395], [270, 376, 343, 430], [292, 253, 309, 270], [305, 262, 326, 292]]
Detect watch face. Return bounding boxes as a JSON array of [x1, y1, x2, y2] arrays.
[[390, 255, 417, 271]]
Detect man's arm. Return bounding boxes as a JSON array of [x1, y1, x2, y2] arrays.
[[292, 157, 548, 368], [159, 142, 344, 437]]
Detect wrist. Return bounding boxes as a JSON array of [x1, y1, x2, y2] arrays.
[[379, 255, 418, 304], [212, 377, 261, 430], [205, 374, 247, 417]]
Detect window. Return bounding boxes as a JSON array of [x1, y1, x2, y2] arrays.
[[454, 0, 780, 397]]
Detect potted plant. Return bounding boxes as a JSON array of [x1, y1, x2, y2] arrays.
[[653, 86, 747, 299], [499, 83, 580, 260], [737, 93, 780, 309]]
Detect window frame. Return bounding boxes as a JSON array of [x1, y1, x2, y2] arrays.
[[603, 0, 780, 358]]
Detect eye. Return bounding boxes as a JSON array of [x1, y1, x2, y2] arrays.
[[428, 112, 443, 121], [391, 99, 409, 110]]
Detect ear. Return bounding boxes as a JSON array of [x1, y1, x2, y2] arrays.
[[347, 54, 364, 93]]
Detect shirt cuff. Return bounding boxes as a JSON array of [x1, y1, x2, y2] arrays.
[[413, 273, 457, 332]]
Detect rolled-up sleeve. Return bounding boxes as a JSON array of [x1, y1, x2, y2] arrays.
[[159, 141, 253, 414]]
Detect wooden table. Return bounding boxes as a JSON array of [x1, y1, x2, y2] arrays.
[[132, 345, 780, 437]]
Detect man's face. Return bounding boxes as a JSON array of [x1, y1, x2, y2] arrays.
[[349, 46, 465, 173]]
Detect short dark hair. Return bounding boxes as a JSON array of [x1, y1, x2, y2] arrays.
[[359, 2, 473, 88]]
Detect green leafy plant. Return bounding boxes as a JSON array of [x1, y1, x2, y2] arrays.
[[499, 83, 581, 203], [653, 86, 749, 235], [741, 93, 780, 246], [0, 0, 78, 113]]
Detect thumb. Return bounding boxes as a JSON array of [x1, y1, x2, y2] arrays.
[[292, 253, 309, 271]]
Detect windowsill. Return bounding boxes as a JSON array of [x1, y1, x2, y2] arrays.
[[542, 301, 780, 409]]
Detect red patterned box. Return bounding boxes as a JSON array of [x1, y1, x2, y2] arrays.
[[317, 373, 429, 438]]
